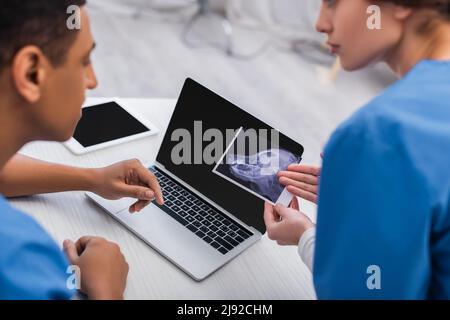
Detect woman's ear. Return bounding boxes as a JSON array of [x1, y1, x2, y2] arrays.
[[11, 46, 48, 104], [393, 4, 413, 21]]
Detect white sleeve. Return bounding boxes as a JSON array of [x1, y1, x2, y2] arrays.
[[297, 227, 316, 272]]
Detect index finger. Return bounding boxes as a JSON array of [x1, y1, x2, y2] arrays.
[[287, 164, 321, 176], [136, 166, 164, 205]]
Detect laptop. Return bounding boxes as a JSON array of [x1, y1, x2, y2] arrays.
[[87, 78, 304, 281]]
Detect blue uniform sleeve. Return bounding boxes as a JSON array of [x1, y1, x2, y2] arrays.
[[313, 110, 435, 299], [0, 200, 75, 300], [428, 194, 450, 299]]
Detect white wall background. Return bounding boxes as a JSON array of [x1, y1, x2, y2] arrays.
[[84, 0, 396, 166]]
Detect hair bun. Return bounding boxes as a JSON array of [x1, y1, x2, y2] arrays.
[[437, 0, 450, 15], [443, 0, 450, 13]]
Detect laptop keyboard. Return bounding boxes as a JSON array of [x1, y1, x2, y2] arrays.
[[150, 167, 253, 255]]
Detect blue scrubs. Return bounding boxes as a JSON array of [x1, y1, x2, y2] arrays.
[[314, 60, 450, 299], [0, 196, 74, 299]]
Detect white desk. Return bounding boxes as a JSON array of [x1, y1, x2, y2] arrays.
[[10, 98, 317, 300]]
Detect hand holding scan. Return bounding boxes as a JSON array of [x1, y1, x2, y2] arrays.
[[263, 198, 315, 246], [278, 164, 321, 204], [225, 148, 301, 203]]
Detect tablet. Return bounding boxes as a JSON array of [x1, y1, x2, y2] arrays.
[[64, 99, 159, 155]]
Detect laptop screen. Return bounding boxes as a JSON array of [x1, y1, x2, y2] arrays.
[[156, 79, 304, 233]]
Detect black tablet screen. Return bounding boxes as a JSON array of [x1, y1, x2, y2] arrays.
[[73, 101, 150, 147]]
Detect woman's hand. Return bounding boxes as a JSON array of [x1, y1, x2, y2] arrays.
[[278, 164, 321, 204], [263, 197, 315, 246], [89, 159, 164, 213]]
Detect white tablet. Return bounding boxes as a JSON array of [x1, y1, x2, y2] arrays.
[[64, 99, 159, 155]]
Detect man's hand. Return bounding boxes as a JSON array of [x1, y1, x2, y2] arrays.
[[90, 159, 164, 213], [0, 155, 164, 211], [63, 237, 129, 300], [278, 164, 321, 204], [263, 198, 315, 246]]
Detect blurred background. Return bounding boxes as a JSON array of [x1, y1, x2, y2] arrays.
[[86, 0, 396, 165]]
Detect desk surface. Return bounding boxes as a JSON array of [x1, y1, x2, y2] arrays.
[[10, 98, 316, 300]]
